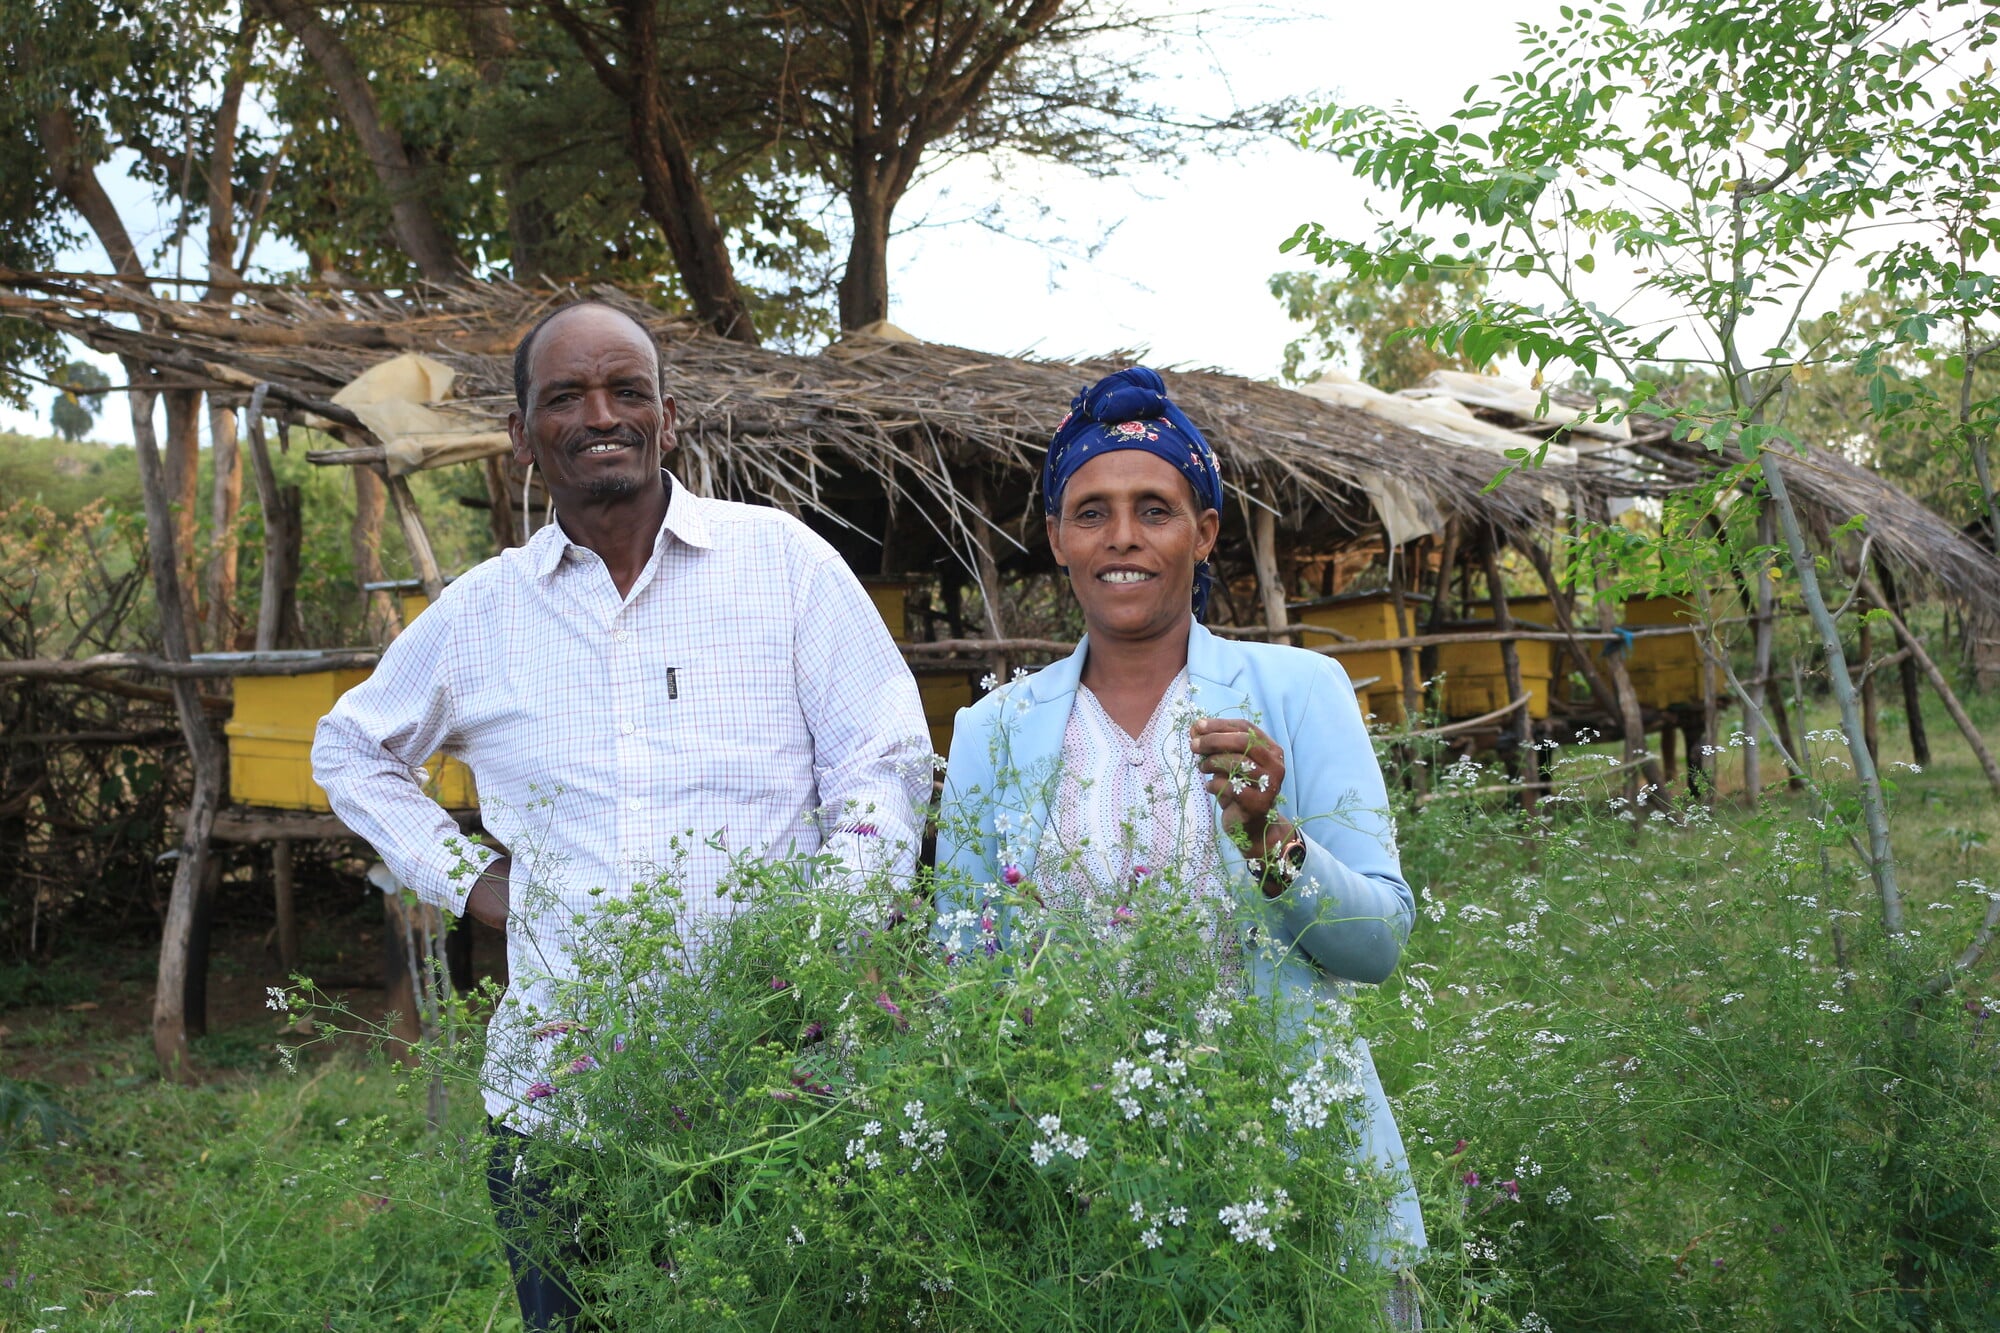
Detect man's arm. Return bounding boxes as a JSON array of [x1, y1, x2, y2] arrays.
[[311, 601, 502, 919], [792, 553, 932, 884]]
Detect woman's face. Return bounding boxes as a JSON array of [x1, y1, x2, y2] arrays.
[[1046, 449, 1221, 644]]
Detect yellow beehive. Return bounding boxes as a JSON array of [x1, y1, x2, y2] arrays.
[[1621, 595, 1703, 710], [399, 590, 432, 626], [861, 578, 913, 643], [1294, 592, 1419, 726], [226, 670, 477, 811], [916, 669, 979, 760], [1450, 594, 1559, 719]]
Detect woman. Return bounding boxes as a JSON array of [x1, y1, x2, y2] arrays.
[[936, 366, 1426, 1298]]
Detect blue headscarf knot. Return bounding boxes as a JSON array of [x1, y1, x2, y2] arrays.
[[1041, 366, 1224, 619]]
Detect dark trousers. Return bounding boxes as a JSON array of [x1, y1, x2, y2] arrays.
[[487, 1122, 590, 1330]]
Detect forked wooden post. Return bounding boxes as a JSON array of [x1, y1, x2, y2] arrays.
[[126, 368, 226, 1081]]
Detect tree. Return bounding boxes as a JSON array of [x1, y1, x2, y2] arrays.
[[1269, 264, 1489, 389], [1283, 0, 2000, 1304], [47, 358, 109, 440], [771, 0, 1289, 331]]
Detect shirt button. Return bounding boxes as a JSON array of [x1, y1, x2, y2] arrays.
[[621, 721, 636, 736], [615, 629, 629, 642], [628, 798, 642, 812]]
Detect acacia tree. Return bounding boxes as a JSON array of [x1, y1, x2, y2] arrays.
[[1286, 0, 1999, 947]]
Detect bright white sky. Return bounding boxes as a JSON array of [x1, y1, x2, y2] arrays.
[[3, 0, 1544, 445]]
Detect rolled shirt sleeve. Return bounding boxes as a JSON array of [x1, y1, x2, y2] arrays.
[[791, 548, 931, 884], [311, 598, 494, 916], [1261, 658, 1415, 985]]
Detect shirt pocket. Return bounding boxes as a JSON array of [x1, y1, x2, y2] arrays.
[[652, 658, 812, 802]]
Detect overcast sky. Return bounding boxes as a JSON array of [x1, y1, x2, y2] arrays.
[[2, 0, 1542, 445]]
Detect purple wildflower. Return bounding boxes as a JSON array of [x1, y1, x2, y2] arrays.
[[1112, 905, 1135, 925], [569, 1056, 598, 1075], [1462, 1170, 1480, 1188], [1131, 865, 1150, 880], [525, 1081, 556, 1102], [1498, 1179, 1520, 1201], [612, 1034, 627, 1054], [875, 992, 907, 1028], [800, 1022, 823, 1043], [848, 823, 881, 837], [771, 976, 790, 991], [1001, 865, 1024, 886]]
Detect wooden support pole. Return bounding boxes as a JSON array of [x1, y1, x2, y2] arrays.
[[204, 400, 243, 651], [1249, 504, 1291, 646], [1746, 508, 1777, 803], [1388, 544, 1421, 723], [1873, 559, 1931, 766], [1858, 574, 2000, 797], [482, 456, 519, 553], [272, 838, 298, 974], [1480, 531, 1529, 755], [1579, 496, 1667, 797], [353, 465, 398, 643], [964, 472, 1011, 682], [244, 387, 298, 652], [385, 472, 447, 601], [183, 853, 219, 1040], [1859, 616, 1882, 766], [126, 367, 225, 1082]]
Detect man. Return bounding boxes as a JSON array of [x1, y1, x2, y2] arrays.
[[312, 301, 930, 1327]]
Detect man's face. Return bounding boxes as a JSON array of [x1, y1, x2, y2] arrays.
[[508, 306, 675, 504]]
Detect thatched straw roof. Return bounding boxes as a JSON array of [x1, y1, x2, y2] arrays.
[[6, 270, 1999, 620]]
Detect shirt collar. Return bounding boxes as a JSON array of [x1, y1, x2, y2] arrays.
[[525, 470, 713, 581]]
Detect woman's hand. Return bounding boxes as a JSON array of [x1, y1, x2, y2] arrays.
[[1190, 717, 1292, 855]]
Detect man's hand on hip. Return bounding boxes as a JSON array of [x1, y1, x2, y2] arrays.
[[466, 855, 512, 929]]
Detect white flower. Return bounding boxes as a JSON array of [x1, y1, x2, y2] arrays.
[[1143, 1029, 1166, 1048], [861, 1120, 883, 1138], [1167, 1205, 1188, 1226], [265, 987, 288, 1011], [1129, 1200, 1147, 1222], [1036, 1114, 1062, 1136], [1029, 1140, 1055, 1167], [1141, 1226, 1163, 1249]]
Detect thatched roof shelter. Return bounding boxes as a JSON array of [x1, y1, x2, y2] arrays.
[[6, 269, 1999, 629]]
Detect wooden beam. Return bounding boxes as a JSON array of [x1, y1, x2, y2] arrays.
[[384, 473, 447, 601], [0, 650, 382, 680]]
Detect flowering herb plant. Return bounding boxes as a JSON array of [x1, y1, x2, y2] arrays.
[[330, 823, 1411, 1331]]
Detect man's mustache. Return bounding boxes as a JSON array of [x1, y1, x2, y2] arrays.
[[561, 427, 648, 456]]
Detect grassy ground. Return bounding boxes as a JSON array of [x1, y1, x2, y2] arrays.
[[2, 686, 1995, 1330]]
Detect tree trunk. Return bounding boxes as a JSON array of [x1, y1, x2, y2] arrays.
[[621, 25, 760, 342], [36, 100, 145, 280], [204, 402, 243, 650], [839, 192, 893, 330], [463, 0, 554, 281], [127, 372, 225, 1081], [257, 0, 466, 282], [162, 391, 206, 647], [1759, 450, 1901, 932], [544, 0, 760, 342], [351, 466, 400, 643]]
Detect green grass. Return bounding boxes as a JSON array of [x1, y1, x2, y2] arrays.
[[1, 685, 1995, 1329]]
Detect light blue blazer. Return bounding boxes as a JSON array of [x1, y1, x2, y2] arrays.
[[935, 620, 1426, 1258]]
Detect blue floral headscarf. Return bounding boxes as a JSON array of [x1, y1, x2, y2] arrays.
[[1042, 366, 1224, 619]]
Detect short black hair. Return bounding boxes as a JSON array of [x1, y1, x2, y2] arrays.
[[512, 301, 665, 414]]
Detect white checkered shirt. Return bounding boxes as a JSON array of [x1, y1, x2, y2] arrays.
[[312, 476, 931, 1122]]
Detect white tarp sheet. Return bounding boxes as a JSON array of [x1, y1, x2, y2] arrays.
[[329, 353, 511, 476]]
